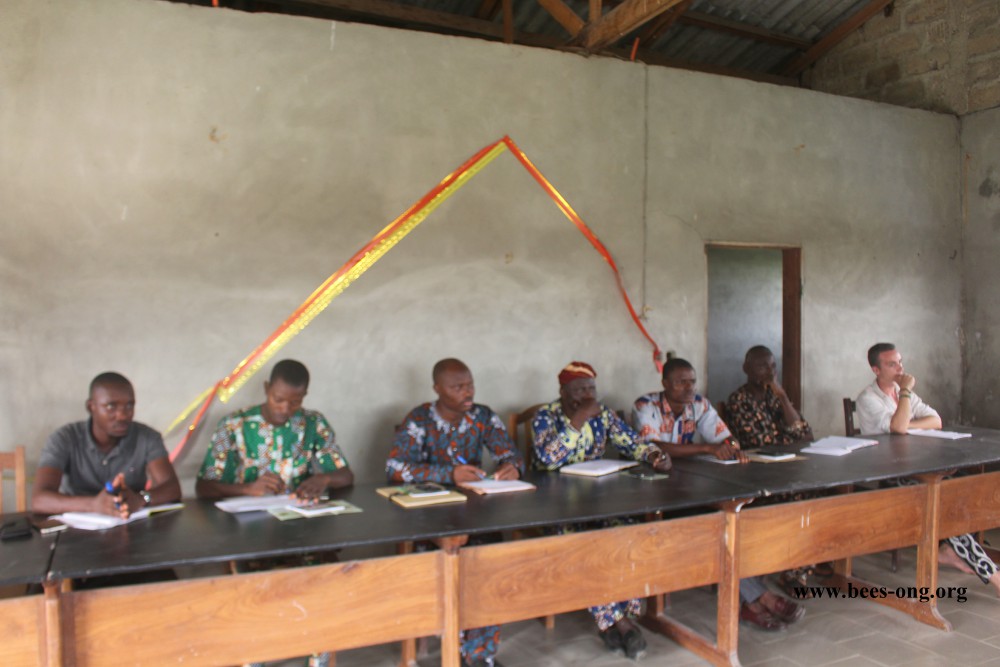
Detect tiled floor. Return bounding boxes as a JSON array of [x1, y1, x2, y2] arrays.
[[276, 534, 1000, 667]]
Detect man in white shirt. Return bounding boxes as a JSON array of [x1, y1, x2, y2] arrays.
[[856, 343, 999, 596], [855, 342, 941, 435]]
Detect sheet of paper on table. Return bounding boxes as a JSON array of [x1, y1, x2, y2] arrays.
[[54, 503, 185, 530], [215, 495, 298, 513], [907, 429, 972, 440]]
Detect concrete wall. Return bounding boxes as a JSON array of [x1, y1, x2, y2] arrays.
[[644, 68, 962, 435], [961, 106, 1000, 427], [706, 248, 783, 405], [805, 0, 1000, 115], [1, 0, 963, 496]]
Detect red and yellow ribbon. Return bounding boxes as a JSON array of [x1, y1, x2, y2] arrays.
[[166, 136, 661, 461]]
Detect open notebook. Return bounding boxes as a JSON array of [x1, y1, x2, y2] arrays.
[[458, 479, 536, 494], [559, 460, 638, 477]]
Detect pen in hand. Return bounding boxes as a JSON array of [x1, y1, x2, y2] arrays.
[[454, 455, 486, 479], [104, 481, 122, 509]]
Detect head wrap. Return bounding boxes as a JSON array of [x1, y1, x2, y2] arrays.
[[558, 361, 597, 386]]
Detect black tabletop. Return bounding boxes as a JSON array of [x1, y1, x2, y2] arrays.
[[672, 429, 1000, 496], [41, 430, 1000, 580], [0, 513, 59, 586], [47, 468, 753, 580]]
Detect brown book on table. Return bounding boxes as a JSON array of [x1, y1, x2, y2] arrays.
[[376, 484, 468, 508]]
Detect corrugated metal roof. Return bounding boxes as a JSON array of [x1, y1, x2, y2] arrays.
[[171, 0, 882, 81]]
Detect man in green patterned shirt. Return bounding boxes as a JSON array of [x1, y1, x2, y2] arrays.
[[196, 359, 353, 500]]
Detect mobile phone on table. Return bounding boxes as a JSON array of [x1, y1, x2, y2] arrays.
[[0, 517, 32, 540], [33, 518, 68, 535]]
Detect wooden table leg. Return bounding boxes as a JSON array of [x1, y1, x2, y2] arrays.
[[640, 499, 749, 667], [832, 485, 854, 578], [42, 581, 63, 667], [911, 473, 951, 630], [397, 541, 418, 667], [715, 501, 743, 666], [439, 536, 468, 667], [825, 476, 951, 631]]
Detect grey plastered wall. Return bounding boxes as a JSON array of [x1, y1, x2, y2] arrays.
[[643, 68, 962, 435], [961, 106, 1000, 427], [1, 0, 963, 495]]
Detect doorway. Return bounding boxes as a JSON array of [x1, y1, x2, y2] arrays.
[[706, 245, 802, 410]]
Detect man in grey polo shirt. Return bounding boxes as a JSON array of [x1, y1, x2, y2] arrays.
[[32, 372, 181, 517]]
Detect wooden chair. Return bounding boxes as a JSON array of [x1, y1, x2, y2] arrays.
[[843, 399, 899, 572], [508, 404, 544, 469], [0, 445, 27, 513], [715, 400, 728, 424], [507, 404, 555, 630], [843, 398, 860, 436], [0, 445, 28, 599]]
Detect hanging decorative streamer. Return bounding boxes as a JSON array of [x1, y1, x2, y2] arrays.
[[500, 136, 663, 370], [166, 136, 661, 461]]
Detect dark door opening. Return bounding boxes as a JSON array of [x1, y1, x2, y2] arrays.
[[706, 245, 802, 411]]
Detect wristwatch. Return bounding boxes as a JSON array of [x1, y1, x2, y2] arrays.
[[140, 490, 152, 506]]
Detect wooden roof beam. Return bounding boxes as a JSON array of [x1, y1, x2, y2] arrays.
[[579, 0, 688, 51], [537, 0, 585, 38], [781, 0, 895, 76], [677, 11, 812, 51], [285, 0, 562, 48]]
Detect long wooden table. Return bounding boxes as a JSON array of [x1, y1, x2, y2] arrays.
[[673, 427, 1000, 643], [2, 429, 999, 667]]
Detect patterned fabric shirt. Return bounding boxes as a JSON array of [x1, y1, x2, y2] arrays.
[[386, 402, 524, 484], [725, 385, 811, 449], [631, 392, 734, 446], [531, 400, 654, 470], [197, 405, 348, 490]]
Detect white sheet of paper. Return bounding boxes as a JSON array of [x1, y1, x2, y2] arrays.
[[459, 479, 536, 494], [694, 455, 741, 464], [215, 495, 298, 513], [907, 429, 972, 440], [54, 503, 184, 530]]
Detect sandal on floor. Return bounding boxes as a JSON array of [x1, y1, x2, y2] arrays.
[[600, 626, 624, 654]]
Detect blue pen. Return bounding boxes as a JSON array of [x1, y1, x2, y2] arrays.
[[105, 481, 121, 508], [454, 455, 486, 479]]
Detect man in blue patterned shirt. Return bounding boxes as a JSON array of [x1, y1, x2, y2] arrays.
[[386, 358, 523, 667], [387, 358, 523, 484]]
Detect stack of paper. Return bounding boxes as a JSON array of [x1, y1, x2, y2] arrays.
[[800, 436, 878, 456], [559, 460, 638, 477]]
